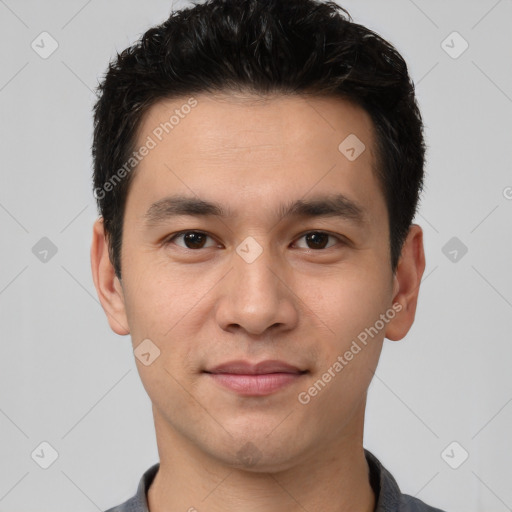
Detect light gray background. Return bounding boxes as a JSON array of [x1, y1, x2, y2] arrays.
[[1, 1, 511, 511]]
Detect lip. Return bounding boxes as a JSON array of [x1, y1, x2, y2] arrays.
[[204, 360, 307, 396], [206, 359, 305, 375]]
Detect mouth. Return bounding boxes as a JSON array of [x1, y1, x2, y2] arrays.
[[203, 360, 308, 396]]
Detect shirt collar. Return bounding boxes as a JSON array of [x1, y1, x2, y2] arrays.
[[127, 448, 401, 512]]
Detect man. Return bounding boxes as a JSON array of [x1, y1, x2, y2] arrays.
[[90, 0, 447, 510]]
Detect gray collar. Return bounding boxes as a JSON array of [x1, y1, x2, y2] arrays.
[[104, 448, 446, 512]]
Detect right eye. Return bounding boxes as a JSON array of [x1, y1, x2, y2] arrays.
[[163, 230, 219, 250]]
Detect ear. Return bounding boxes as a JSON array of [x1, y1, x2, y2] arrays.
[[384, 224, 426, 341], [90, 217, 130, 335]]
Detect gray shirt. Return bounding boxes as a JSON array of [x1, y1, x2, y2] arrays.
[[104, 449, 447, 512]]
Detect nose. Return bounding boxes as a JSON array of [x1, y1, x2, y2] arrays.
[[214, 240, 299, 337]]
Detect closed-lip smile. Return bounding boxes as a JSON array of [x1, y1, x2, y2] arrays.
[[204, 360, 308, 395]]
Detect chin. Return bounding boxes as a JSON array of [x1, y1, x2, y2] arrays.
[[207, 433, 307, 473]]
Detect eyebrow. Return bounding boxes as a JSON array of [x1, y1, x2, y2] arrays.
[[143, 193, 367, 227]]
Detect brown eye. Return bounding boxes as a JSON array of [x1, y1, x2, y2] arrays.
[[294, 231, 340, 250], [166, 231, 217, 249]]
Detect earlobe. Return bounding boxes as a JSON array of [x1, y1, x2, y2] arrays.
[[90, 217, 130, 335], [384, 224, 426, 342]]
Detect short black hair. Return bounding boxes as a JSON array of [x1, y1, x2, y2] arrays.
[[92, 0, 425, 280]]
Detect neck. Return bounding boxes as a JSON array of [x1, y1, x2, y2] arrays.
[[147, 405, 375, 512]]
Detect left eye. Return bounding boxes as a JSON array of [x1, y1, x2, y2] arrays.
[[164, 230, 341, 250], [293, 231, 340, 250]]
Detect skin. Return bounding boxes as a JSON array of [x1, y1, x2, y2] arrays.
[[91, 92, 425, 512]]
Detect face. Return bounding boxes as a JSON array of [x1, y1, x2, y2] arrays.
[[92, 92, 423, 472]]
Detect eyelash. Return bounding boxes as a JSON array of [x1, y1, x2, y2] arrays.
[[163, 230, 346, 251]]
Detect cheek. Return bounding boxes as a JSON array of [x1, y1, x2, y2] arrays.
[[122, 259, 187, 331], [303, 265, 390, 342], [122, 265, 212, 375], [297, 273, 387, 417]]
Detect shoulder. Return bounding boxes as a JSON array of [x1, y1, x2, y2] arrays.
[[103, 462, 160, 512], [103, 495, 138, 512], [399, 493, 448, 512], [364, 449, 448, 512]]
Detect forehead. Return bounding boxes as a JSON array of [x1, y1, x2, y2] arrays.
[[127, 92, 386, 230], [140, 91, 375, 152]]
